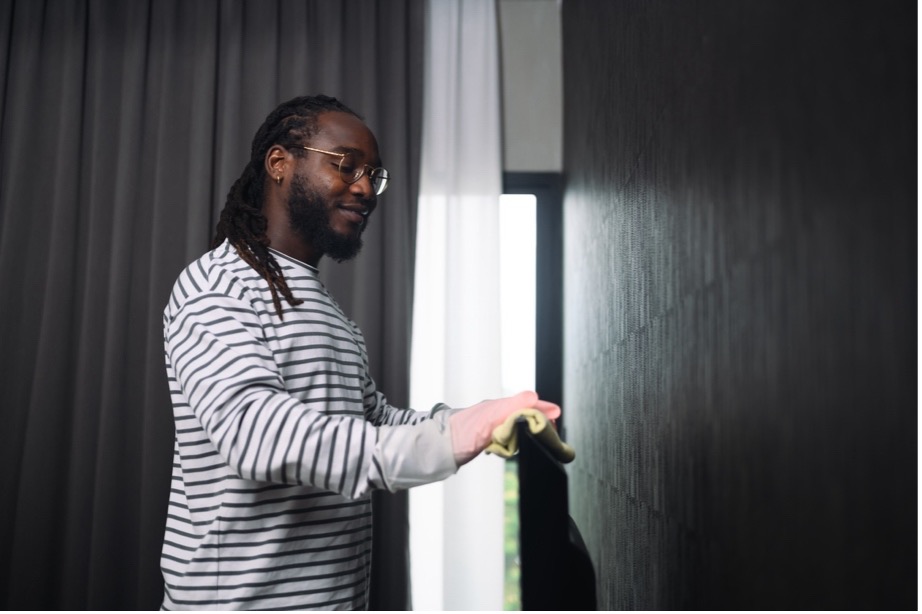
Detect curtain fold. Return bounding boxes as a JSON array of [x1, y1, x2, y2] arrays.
[[0, 0, 422, 609], [409, 0, 505, 609]]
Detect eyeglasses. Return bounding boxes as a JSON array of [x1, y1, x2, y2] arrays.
[[300, 146, 390, 195]]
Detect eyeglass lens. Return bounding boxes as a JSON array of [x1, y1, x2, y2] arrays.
[[338, 152, 389, 195]]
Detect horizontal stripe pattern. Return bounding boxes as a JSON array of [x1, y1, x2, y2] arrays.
[[161, 242, 431, 610]]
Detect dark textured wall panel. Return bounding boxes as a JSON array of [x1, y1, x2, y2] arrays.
[[561, 1, 916, 610]]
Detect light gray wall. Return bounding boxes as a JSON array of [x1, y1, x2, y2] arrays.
[[498, 0, 562, 172]]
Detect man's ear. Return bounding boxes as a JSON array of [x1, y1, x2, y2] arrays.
[[265, 145, 290, 185]]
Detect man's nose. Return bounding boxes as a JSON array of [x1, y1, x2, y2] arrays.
[[349, 171, 376, 199]]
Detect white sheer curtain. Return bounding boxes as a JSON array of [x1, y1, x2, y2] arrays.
[[409, 0, 505, 610]]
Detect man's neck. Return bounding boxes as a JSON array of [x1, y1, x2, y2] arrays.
[[263, 192, 323, 267], [264, 230, 322, 269]]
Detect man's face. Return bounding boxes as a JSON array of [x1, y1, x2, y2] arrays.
[[287, 111, 381, 262]]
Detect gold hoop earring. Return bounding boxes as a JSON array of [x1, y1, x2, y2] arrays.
[[276, 176, 282, 185]]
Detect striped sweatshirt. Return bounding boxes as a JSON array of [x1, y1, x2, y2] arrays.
[[161, 241, 457, 610]]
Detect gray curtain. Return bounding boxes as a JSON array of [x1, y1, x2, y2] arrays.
[[0, 0, 423, 609]]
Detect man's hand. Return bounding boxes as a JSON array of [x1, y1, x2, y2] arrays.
[[448, 390, 561, 466]]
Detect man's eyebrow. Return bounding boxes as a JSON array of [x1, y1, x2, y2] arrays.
[[327, 145, 367, 159], [332, 145, 383, 167]]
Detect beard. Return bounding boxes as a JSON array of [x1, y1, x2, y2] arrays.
[[287, 172, 365, 262]]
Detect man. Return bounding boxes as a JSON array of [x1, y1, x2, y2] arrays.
[[160, 95, 559, 610]]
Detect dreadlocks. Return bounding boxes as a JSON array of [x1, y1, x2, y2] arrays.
[[212, 94, 361, 318]]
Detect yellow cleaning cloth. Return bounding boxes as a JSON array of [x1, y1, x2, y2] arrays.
[[486, 409, 575, 463]]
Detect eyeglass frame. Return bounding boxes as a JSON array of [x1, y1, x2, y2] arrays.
[[299, 145, 390, 195]]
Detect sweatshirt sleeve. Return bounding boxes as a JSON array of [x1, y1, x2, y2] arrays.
[[165, 291, 457, 499], [363, 381, 455, 427]]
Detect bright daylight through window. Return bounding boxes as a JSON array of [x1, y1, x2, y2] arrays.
[[499, 193, 536, 610]]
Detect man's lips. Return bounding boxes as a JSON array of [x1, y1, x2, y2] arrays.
[[338, 205, 369, 225]]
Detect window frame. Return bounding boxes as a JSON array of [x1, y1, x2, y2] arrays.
[[502, 172, 565, 436]]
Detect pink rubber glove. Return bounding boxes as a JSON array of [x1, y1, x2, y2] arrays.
[[448, 390, 561, 466]]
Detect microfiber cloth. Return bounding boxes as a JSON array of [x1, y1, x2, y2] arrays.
[[485, 409, 575, 463]]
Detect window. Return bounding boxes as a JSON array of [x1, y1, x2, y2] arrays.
[[501, 173, 563, 610], [503, 173, 564, 416]]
